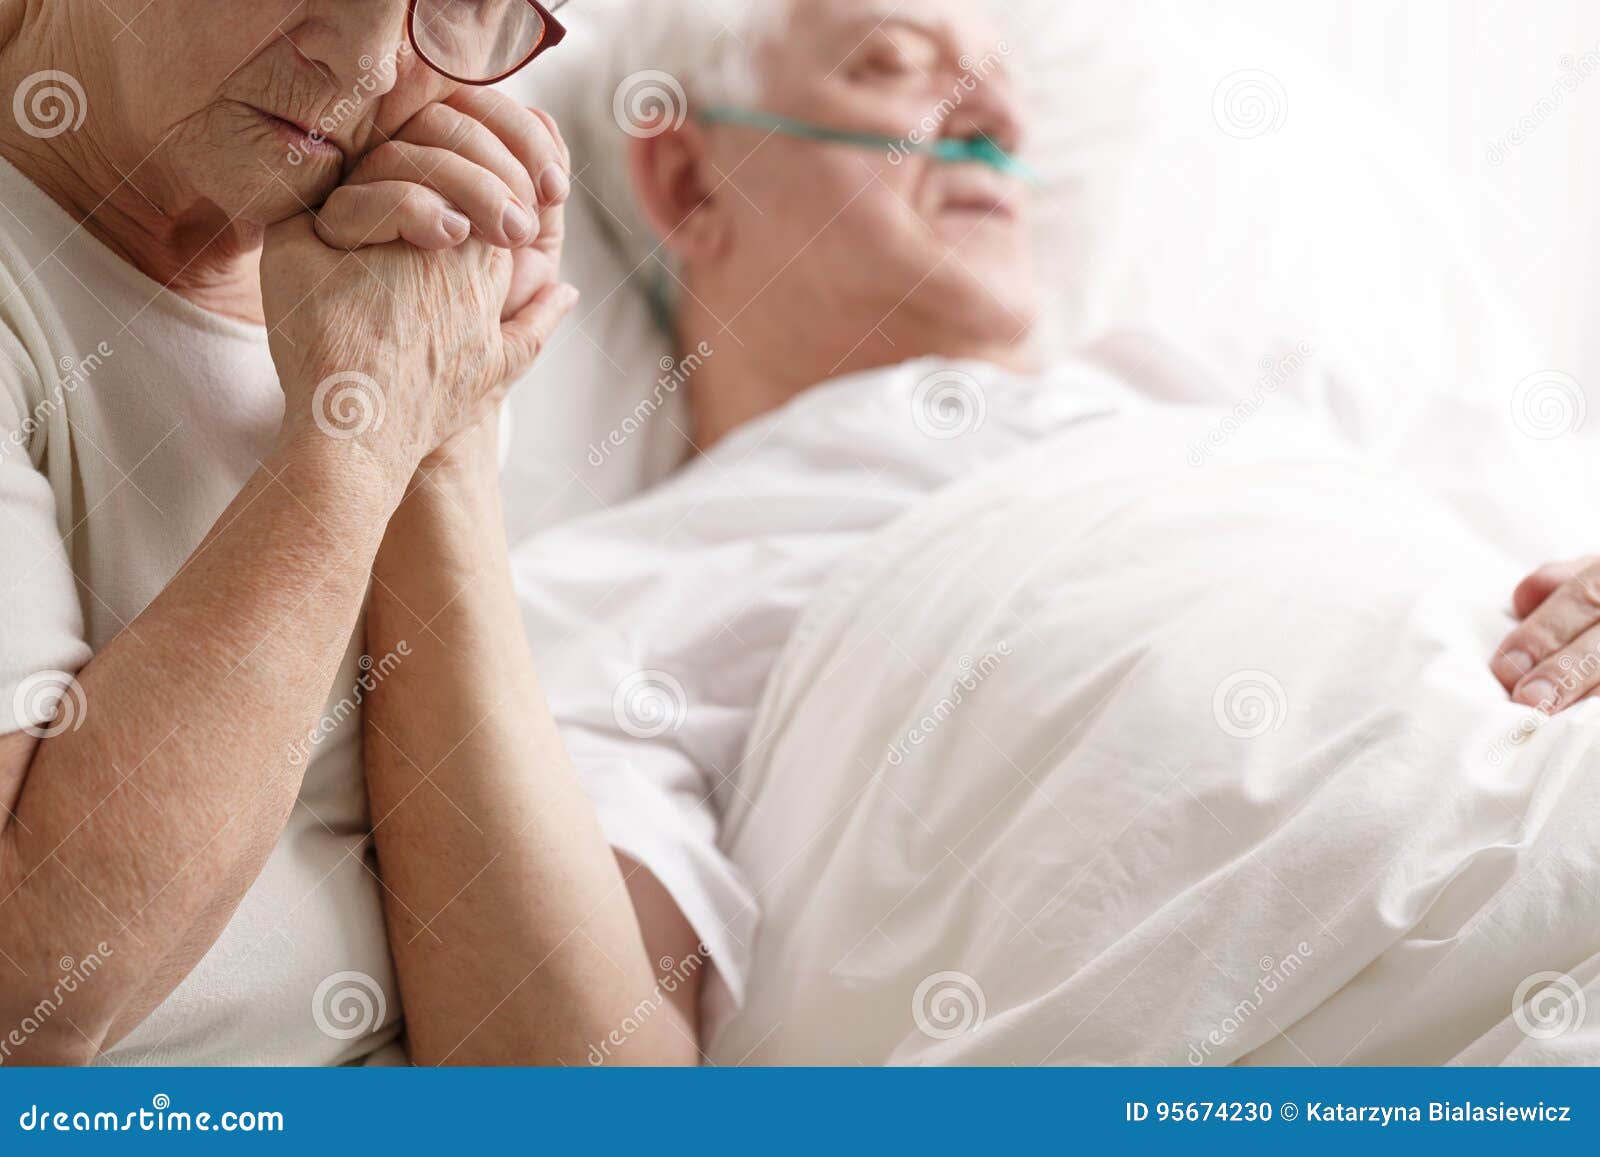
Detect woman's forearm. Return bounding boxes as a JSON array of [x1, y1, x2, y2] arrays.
[[0, 431, 401, 1062], [363, 426, 694, 1066]]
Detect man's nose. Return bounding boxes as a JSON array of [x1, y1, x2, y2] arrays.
[[942, 65, 1026, 156]]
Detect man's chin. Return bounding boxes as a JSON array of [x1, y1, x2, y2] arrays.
[[919, 266, 1040, 347]]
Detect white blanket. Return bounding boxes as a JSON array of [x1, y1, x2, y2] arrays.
[[709, 407, 1600, 1066]]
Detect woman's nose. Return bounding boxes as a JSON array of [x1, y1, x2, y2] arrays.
[[294, 0, 413, 94]]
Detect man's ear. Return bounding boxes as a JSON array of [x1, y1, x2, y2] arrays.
[[628, 122, 725, 265]]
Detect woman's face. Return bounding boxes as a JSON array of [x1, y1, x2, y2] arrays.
[[87, 0, 454, 224]]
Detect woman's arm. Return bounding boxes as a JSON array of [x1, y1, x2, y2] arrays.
[[362, 417, 701, 1065], [0, 427, 403, 1063]]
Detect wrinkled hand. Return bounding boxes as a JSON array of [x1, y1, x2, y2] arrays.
[[1491, 555, 1600, 712], [261, 88, 574, 490]]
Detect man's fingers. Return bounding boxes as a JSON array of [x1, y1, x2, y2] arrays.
[[1512, 622, 1600, 712], [1493, 564, 1600, 692], [501, 281, 580, 379], [1512, 556, 1598, 619], [500, 246, 557, 322], [347, 140, 535, 248], [315, 181, 468, 250]]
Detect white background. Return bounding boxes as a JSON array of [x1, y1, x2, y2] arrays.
[[1183, 0, 1600, 398]]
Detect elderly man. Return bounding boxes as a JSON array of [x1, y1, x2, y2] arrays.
[[512, 0, 1600, 1064], [512, 0, 1050, 1044]]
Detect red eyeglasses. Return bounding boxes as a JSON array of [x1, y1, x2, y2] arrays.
[[407, 0, 570, 86]]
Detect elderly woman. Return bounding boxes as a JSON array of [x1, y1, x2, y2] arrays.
[[0, 0, 696, 1066]]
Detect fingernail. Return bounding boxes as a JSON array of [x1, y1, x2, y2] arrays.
[[537, 162, 570, 204], [1504, 650, 1534, 677], [1515, 678, 1558, 710], [503, 202, 534, 243], [440, 210, 470, 242], [557, 283, 581, 308]]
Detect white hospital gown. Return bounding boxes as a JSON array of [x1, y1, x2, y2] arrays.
[[510, 356, 1124, 1035]]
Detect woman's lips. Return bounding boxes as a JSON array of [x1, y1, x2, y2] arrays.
[[248, 104, 342, 159]]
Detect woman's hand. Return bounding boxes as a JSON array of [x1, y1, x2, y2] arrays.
[[259, 89, 574, 494], [315, 88, 569, 257], [1491, 555, 1600, 711]]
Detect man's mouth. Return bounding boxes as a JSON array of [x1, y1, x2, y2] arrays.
[[940, 192, 1018, 222]]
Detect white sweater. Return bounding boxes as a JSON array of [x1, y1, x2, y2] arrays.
[[0, 157, 399, 1065]]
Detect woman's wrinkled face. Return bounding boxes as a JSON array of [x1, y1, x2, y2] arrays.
[[92, 0, 453, 224], [704, 0, 1037, 350]]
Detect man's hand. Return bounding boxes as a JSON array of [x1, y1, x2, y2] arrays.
[[1491, 555, 1600, 711], [261, 88, 575, 491]]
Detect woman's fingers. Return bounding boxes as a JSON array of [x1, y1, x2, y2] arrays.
[[315, 181, 468, 251], [325, 95, 569, 258], [444, 89, 571, 242], [523, 106, 570, 262], [395, 101, 538, 213], [1494, 561, 1600, 700], [347, 140, 535, 248], [1510, 621, 1600, 711]]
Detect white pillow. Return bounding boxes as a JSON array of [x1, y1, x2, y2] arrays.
[[497, 188, 684, 542], [498, 2, 1547, 539], [497, 19, 680, 542]]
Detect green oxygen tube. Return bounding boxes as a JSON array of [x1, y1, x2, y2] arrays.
[[641, 108, 1037, 328], [696, 106, 1039, 182]]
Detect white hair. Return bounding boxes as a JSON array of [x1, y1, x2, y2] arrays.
[[560, 0, 787, 301]]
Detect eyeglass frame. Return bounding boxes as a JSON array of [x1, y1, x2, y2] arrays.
[[406, 0, 570, 86]]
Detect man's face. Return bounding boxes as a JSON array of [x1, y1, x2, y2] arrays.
[[90, 0, 454, 225], [704, 0, 1037, 353]]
